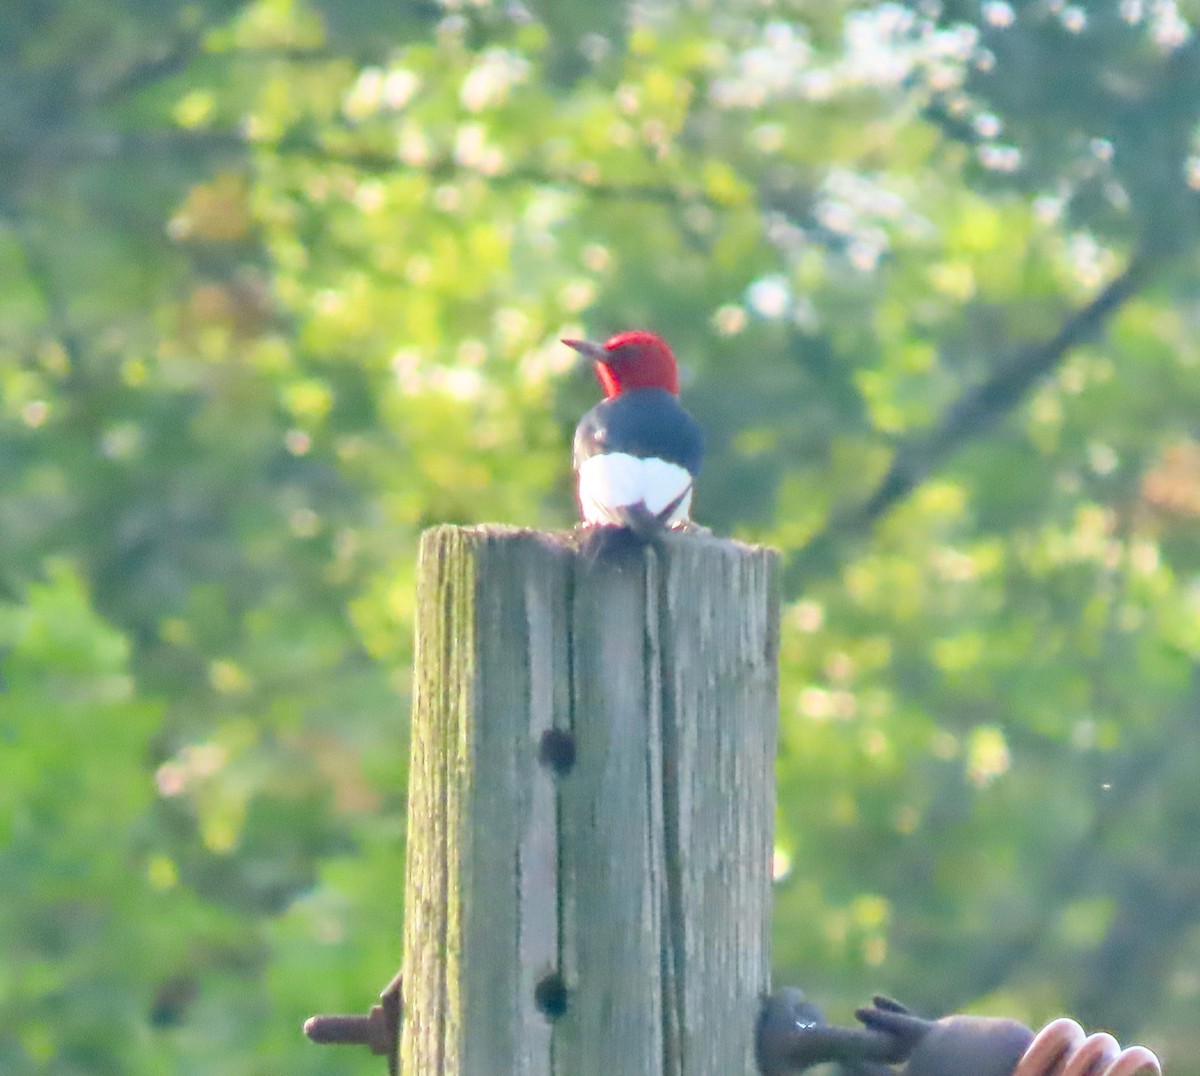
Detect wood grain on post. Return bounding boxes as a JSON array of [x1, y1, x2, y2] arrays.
[[401, 525, 779, 1076]]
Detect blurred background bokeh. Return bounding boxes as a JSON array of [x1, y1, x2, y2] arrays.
[[5, 0, 1200, 1071]]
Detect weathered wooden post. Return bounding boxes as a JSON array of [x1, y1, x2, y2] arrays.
[[402, 525, 779, 1075]]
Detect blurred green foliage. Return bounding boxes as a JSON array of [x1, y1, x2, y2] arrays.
[[5, 0, 1200, 1070]]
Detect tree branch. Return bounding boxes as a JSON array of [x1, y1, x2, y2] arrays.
[[957, 738, 1167, 1007], [952, 664, 1200, 1027], [267, 135, 738, 209], [15, 121, 742, 212], [3, 208, 87, 389], [90, 33, 205, 109], [782, 255, 1159, 597]]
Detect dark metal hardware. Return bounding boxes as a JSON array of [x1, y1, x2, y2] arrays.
[[756, 988, 1161, 1076], [304, 970, 402, 1076], [756, 987, 901, 1076]]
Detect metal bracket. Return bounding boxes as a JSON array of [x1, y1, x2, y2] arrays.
[[304, 971, 403, 1076]]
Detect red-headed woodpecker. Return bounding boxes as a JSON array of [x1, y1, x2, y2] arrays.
[[563, 330, 704, 536]]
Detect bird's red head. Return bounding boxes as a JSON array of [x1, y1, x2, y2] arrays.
[[562, 331, 680, 399]]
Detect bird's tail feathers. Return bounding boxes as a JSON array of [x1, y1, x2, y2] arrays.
[[613, 502, 665, 541], [579, 487, 693, 564], [612, 485, 691, 541]]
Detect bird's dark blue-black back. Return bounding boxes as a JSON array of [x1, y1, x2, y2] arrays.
[[572, 387, 704, 475]]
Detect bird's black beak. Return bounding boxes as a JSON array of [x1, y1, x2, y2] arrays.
[[561, 338, 607, 369]]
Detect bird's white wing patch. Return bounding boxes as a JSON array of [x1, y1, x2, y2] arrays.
[[577, 453, 693, 526], [638, 457, 693, 517]]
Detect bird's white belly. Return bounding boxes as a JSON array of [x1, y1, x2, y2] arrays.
[[577, 452, 693, 525]]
